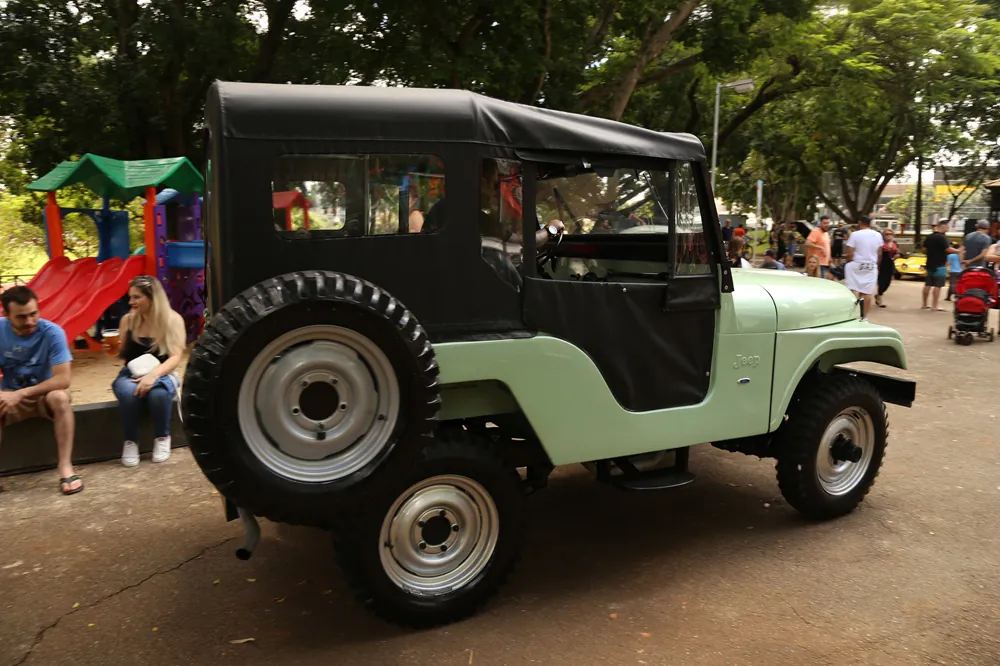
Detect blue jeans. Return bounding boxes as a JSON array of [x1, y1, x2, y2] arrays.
[[111, 368, 177, 442]]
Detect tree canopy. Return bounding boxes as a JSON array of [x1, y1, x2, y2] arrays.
[[0, 0, 998, 238]]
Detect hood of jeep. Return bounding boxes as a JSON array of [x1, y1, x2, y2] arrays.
[[732, 269, 859, 331]]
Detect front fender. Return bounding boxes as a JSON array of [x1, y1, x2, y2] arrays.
[[770, 321, 907, 431]]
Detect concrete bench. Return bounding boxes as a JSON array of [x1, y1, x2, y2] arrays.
[[0, 400, 187, 476]]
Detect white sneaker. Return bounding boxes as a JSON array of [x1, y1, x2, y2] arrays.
[[122, 441, 140, 468], [152, 437, 172, 463]]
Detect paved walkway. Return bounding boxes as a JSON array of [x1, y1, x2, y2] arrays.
[[2, 279, 998, 665]]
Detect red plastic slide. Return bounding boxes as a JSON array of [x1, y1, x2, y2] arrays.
[[32, 257, 94, 304], [26, 256, 70, 292], [42, 258, 122, 323], [54, 255, 146, 347]]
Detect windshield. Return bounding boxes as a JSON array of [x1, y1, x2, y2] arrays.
[[535, 166, 672, 235]]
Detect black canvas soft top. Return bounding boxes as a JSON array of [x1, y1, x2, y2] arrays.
[[207, 81, 706, 163]]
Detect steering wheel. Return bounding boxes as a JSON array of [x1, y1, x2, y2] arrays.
[[536, 223, 565, 278]]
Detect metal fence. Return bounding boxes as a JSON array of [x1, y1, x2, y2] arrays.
[[0, 274, 35, 289]]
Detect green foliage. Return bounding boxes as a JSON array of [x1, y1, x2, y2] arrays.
[[714, 0, 1000, 222], [1, 0, 998, 263]]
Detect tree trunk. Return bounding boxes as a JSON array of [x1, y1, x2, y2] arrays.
[[914, 155, 924, 245], [523, 0, 552, 105], [252, 0, 298, 82], [606, 0, 702, 121]]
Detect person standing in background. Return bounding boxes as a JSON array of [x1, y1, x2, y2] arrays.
[[831, 223, 850, 268], [945, 243, 963, 301], [875, 228, 899, 308], [921, 220, 958, 311], [721, 218, 733, 243], [806, 216, 833, 279], [961, 220, 993, 268], [844, 216, 883, 319]]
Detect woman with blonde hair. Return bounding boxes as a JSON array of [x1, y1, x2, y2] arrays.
[[112, 275, 187, 467]]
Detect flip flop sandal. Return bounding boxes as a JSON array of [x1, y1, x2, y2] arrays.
[[59, 475, 84, 496]]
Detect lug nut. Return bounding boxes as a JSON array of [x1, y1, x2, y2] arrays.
[[440, 544, 448, 552], [452, 524, 460, 533], [418, 541, 427, 550], [340, 403, 347, 411], [292, 407, 300, 415], [418, 521, 425, 528]]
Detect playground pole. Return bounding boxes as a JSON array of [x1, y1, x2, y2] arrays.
[[45, 192, 65, 258], [143, 186, 157, 275]]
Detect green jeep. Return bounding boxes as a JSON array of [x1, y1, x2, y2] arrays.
[[182, 81, 915, 628]]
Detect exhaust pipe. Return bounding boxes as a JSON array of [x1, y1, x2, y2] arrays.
[[235, 507, 260, 560]]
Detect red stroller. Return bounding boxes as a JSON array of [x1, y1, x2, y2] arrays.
[[948, 266, 997, 345]]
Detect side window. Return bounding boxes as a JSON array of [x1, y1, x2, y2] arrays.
[[480, 158, 525, 288], [271, 154, 445, 237], [675, 162, 712, 275]]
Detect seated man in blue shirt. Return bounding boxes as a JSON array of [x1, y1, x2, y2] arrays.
[[0, 286, 81, 495]]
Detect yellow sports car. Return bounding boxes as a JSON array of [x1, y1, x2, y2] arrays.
[[894, 253, 926, 279]]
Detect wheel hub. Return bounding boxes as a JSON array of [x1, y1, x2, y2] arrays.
[[298, 381, 340, 422], [238, 325, 400, 483], [830, 434, 863, 463], [816, 407, 875, 496], [380, 475, 499, 595]]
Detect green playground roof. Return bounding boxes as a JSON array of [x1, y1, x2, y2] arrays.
[[26, 153, 204, 200]]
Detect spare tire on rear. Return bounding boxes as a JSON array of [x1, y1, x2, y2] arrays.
[[181, 271, 441, 528]]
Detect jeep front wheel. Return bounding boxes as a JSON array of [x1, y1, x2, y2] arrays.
[[775, 374, 888, 520], [333, 430, 524, 628]]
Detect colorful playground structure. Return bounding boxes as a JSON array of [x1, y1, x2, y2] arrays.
[[21, 154, 206, 349]]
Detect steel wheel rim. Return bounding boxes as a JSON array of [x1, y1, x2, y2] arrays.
[[379, 475, 500, 596], [816, 406, 875, 496], [237, 325, 399, 483]]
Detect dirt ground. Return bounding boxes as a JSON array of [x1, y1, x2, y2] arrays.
[[68, 349, 191, 406], [2, 278, 1000, 666]]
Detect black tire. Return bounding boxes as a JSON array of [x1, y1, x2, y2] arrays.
[[959, 333, 974, 346], [332, 429, 524, 628], [947, 326, 954, 339], [775, 373, 887, 520], [181, 271, 441, 528]]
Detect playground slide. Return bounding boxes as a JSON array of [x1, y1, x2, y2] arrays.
[[41, 258, 121, 323], [54, 255, 146, 346], [34, 257, 97, 305], [26, 256, 70, 292]]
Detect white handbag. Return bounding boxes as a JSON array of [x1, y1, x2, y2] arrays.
[[127, 353, 161, 378]]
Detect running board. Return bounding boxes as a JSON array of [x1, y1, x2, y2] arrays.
[[610, 469, 696, 491], [596, 448, 696, 491]]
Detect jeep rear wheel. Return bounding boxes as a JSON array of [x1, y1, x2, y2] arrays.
[[181, 271, 440, 528], [333, 430, 524, 628], [775, 374, 887, 520]]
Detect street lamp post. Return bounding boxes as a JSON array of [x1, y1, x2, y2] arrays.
[[710, 78, 755, 193]]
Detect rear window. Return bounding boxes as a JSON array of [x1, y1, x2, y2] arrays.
[[271, 154, 445, 237]]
